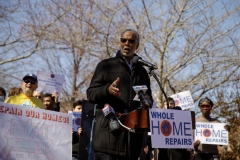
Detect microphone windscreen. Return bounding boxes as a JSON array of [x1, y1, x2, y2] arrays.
[[132, 56, 142, 64], [102, 104, 115, 117]]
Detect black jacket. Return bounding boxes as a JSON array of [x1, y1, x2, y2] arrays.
[[87, 51, 152, 157]]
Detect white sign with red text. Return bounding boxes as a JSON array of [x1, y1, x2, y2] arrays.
[[0, 102, 72, 160]]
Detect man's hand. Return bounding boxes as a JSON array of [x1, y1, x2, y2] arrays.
[[143, 145, 149, 154], [224, 124, 230, 132], [77, 127, 82, 136], [194, 140, 201, 149], [52, 91, 59, 103], [108, 78, 121, 97]]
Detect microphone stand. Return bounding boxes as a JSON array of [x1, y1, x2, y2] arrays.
[[148, 66, 169, 109]]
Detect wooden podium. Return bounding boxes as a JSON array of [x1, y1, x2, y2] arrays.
[[120, 108, 150, 132]]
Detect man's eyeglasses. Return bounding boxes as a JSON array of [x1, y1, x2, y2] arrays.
[[23, 80, 36, 85], [120, 38, 136, 44]]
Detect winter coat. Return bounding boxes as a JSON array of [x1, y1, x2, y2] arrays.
[[86, 50, 152, 157]]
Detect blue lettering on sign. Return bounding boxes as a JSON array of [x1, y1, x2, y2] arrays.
[[206, 138, 227, 143], [173, 122, 182, 135], [212, 130, 227, 138], [172, 122, 191, 136], [196, 124, 213, 128], [184, 122, 191, 136], [151, 120, 160, 135], [165, 138, 192, 145], [150, 111, 174, 119], [179, 96, 192, 104]]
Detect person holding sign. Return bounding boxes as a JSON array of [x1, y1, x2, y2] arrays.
[[72, 100, 83, 159], [194, 97, 230, 160], [159, 97, 190, 160], [87, 29, 153, 160], [5, 74, 44, 109], [43, 92, 60, 111]]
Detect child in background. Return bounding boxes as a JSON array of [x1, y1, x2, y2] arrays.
[[72, 100, 83, 160]]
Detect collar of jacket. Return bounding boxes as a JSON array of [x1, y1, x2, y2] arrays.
[[116, 50, 138, 65]]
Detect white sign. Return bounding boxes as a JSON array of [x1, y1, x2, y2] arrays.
[[0, 102, 72, 160], [195, 122, 228, 145], [133, 85, 148, 101], [37, 71, 65, 95], [149, 108, 193, 149], [170, 90, 195, 110], [68, 111, 82, 132]]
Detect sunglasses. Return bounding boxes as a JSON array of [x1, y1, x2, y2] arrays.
[[199, 105, 211, 108], [120, 38, 136, 44], [23, 80, 36, 84]]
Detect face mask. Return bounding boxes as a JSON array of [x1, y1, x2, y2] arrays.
[[0, 96, 4, 102]]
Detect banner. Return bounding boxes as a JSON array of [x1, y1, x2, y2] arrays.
[[68, 111, 82, 132], [0, 102, 72, 160], [149, 108, 193, 149], [37, 71, 65, 95], [170, 90, 195, 110], [195, 122, 228, 145]]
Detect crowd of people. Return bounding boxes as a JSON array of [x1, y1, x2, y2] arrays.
[[0, 29, 230, 160], [0, 73, 83, 160]]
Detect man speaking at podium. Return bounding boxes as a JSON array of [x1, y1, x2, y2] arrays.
[[87, 29, 153, 160]]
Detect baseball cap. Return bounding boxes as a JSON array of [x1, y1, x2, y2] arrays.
[[23, 74, 38, 82]]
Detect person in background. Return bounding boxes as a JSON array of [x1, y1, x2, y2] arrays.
[[87, 29, 153, 160], [0, 87, 6, 102], [72, 100, 83, 160], [163, 97, 181, 110], [33, 91, 44, 102], [194, 97, 230, 160], [5, 74, 44, 109], [7, 87, 22, 97], [158, 97, 190, 160], [43, 92, 60, 111]]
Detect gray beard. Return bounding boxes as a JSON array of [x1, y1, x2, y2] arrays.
[[23, 89, 33, 96]]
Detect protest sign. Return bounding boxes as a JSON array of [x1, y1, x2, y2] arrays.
[[170, 90, 195, 110], [195, 122, 228, 145], [0, 102, 72, 160], [68, 111, 82, 132], [149, 108, 193, 149], [37, 71, 65, 95]]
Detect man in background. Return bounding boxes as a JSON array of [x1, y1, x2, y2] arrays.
[[33, 91, 44, 102], [43, 92, 60, 111], [5, 74, 44, 109], [0, 87, 6, 102]]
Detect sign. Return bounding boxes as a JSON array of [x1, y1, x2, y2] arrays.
[[68, 111, 82, 132], [0, 102, 72, 160], [149, 108, 193, 149], [170, 90, 195, 110], [37, 71, 65, 95], [195, 122, 228, 145]]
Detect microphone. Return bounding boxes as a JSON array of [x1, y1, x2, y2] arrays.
[[133, 86, 152, 108], [102, 104, 120, 133], [102, 104, 116, 119], [132, 56, 157, 69]]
